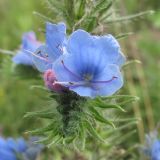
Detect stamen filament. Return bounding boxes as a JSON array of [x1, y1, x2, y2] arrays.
[[24, 49, 52, 63], [91, 76, 117, 84], [61, 60, 82, 80]]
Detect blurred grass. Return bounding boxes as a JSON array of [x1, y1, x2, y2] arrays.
[[0, 0, 50, 136]]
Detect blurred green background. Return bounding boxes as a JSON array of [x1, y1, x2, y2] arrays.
[[0, 0, 160, 159]]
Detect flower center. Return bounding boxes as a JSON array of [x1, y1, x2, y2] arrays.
[[83, 74, 93, 81]]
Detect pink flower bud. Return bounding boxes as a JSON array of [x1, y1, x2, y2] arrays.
[[43, 69, 65, 92]]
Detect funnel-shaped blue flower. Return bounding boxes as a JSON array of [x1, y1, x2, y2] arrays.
[[53, 30, 125, 97], [0, 137, 43, 160], [32, 22, 66, 72], [12, 32, 41, 66]]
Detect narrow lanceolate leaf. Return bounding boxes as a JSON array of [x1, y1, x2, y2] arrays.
[[105, 10, 155, 24], [26, 121, 56, 134], [33, 11, 54, 23], [93, 0, 113, 14], [115, 32, 134, 40], [101, 95, 139, 101], [83, 120, 105, 142], [98, 0, 115, 17], [90, 98, 126, 112], [122, 60, 141, 69], [86, 16, 97, 32], [0, 49, 15, 55], [24, 109, 56, 119], [76, 0, 86, 19], [79, 122, 86, 150], [89, 106, 115, 128], [47, 135, 62, 148], [118, 97, 140, 105]]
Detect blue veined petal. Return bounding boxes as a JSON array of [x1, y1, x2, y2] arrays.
[[22, 31, 40, 51], [46, 22, 66, 61], [67, 30, 125, 68], [91, 65, 123, 97], [66, 30, 109, 75], [32, 45, 52, 72], [92, 34, 126, 67], [115, 51, 126, 67], [12, 51, 34, 66], [12, 31, 41, 66], [70, 65, 123, 97], [53, 54, 82, 83]]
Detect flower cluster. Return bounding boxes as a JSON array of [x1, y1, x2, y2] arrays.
[[13, 22, 126, 98], [142, 131, 160, 160], [32, 22, 126, 97], [0, 137, 43, 160]]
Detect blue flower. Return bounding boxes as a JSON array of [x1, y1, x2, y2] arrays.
[[53, 29, 125, 97], [32, 22, 66, 72], [142, 131, 160, 160], [12, 32, 41, 66], [32, 22, 125, 97], [152, 140, 160, 160], [0, 137, 43, 160]]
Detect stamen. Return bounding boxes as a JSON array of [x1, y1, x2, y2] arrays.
[[53, 81, 85, 88], [24, 50, 52, 63], [56, 44, 63, 53], [61, 60, 82, 80], [91, 76, 117, 84]]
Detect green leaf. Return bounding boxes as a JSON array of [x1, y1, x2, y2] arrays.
[[26, 121, 56, 134], [90, 98, 126, 112], [115, 32, 134, 40], [105, 10, 155, 24], [76, 0, 86, 19], [83, 120, 105, 142], [47, 135, 63, 148], [89, 106, 116, 128], [0, 49, 15, 55], [24, 109, 56, 119], [79, 122, 86, 150], [122, 60, 141, 69], [98, 0, 114, 17], [86, 16, 97, 32], [33, 11, 54, 23], [101, 94, 139, 100]]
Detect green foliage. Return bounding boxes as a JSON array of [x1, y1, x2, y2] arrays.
[[24, 89, 138, 150]]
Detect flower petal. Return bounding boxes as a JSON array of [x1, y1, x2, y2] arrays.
[[91, 64, 123, 97], [22, 31, 41, 52], [67, 30, 108, 75], [53, 54, 82, 82], [32, 45, 52, 72], [93, 34, 126, 67], [46, 22, 66, 61], [69, 64, 123, 97], [12, 51, 33, 66]]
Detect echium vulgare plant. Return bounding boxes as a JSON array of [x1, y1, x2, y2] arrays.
[[24, 21, 137, 148], [20, 0, 155, 149], [5, 0, 153, 149]]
